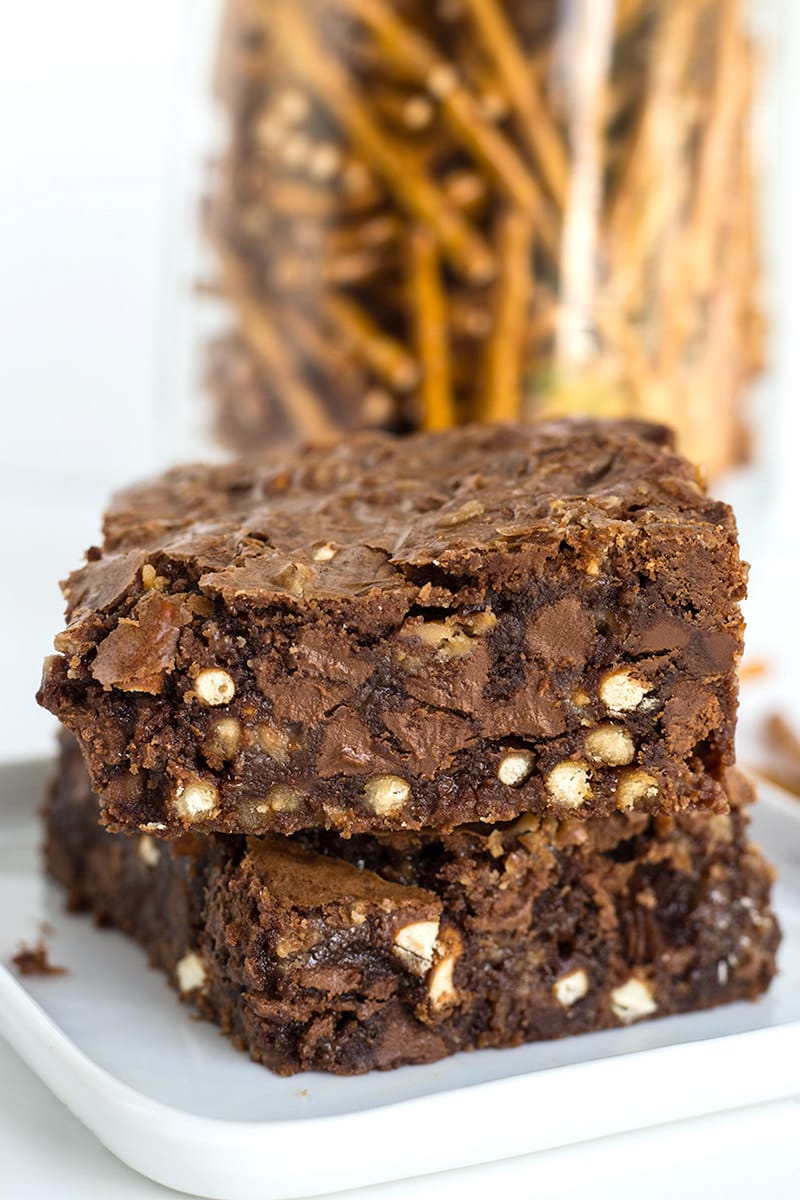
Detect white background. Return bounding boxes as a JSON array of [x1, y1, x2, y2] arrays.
[[0, 2, 798, 1197]]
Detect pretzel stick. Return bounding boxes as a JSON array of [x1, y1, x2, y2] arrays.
[[525, 301, 557, 349], [659, 5, 754, 466], [373, 86, 436, 133], [607, 2, 697, 308], [484, 210, 535, 421], [408, 226, 454, 430], [213, 240, 340, 440], [334, 0, 553, 233], [272, 2, 495, 283], [270, 248, 394, 291], [450, 295, 492, 340], [280, 306, 358, 382], [462, 0, 568, 206], [556, 0, 616, 369], [325, 215, 401, 256], [737, 41, 766, 375], [323, 292, 420, 392], [614, 0, 649, 36], [682, 66, 754, 472], [690, 0, 744, 293], [594, 299, 657, 415], [339, 158, 385, 206], [604, 3, 696, 436], [268, 211, 400, 286], [278, 306, 390, 431], [213, 0, 271, 103], [259, 181, 363, 220]]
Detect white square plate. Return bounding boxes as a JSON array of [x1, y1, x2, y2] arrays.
[[1, 759, 798, 1200]]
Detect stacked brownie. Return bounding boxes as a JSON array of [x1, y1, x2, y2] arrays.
[[38, 419, 779, 1075]]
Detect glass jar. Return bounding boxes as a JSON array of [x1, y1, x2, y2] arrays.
[[198, 0, 763, 476]]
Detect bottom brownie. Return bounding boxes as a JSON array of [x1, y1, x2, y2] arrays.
[[46, 737, 780, 1076]]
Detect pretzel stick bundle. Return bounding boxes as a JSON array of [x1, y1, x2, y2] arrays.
[[206, 0, 763, 473]]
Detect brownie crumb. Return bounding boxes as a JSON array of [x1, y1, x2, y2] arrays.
[[11, 940, 67, 977]]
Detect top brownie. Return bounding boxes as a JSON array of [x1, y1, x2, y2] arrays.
[[39, 419, 746, 835]]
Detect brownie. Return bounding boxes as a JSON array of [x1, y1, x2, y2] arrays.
[[38, 419, 746, 836], [46, 736, 778, 1077]]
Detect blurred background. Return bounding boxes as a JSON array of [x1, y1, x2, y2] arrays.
[[0, 0, 798, 766]]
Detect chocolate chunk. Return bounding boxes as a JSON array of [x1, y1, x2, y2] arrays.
[[526, 598, 595, 666], [90, 592, 190, 694]]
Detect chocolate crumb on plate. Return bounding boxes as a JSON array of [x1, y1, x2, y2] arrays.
[[11, 940, 67, 978]]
